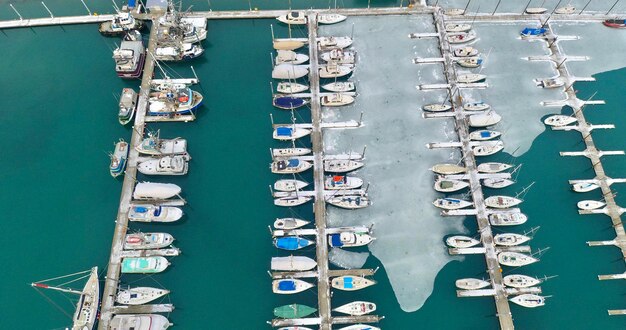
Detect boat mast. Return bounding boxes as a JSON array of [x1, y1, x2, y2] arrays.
[[31, 282, 84, 296]]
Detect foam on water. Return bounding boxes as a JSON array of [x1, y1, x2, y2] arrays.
[[329, 247, 370, 269]]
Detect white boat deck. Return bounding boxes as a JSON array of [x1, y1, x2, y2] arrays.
[[272, 189, 367, 198]]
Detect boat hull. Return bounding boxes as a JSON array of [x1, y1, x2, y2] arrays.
[[116, 287, 170, 305]]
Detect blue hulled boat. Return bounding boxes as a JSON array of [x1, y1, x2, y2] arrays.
[[520, 27, 547, 37]]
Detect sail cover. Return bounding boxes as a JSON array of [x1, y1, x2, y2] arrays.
[[277, 127, 293, 136], [278, 280, 296, 291]]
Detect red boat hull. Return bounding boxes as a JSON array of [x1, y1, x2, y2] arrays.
[[603, 21, 626, 28]]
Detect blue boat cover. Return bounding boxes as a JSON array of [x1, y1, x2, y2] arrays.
[[520, 27, 546, 36], [275, 97, 305, 109], [128, 0, 137, 7], [135, 206, 148, 213], [330, 234, 343, 247], [276, 237, 306, 250], [344, 277, 353, 289], [278, 280, 296, 291], [287, 159, 300, 167], [277, 127, 293, 136], [480, 131, 491, 138]]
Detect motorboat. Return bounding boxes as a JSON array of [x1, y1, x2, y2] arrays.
[[447, 32, 476, 44], [274, 196, 313, 207], [338, 325, 380, 330], [128, 204, 183, 223], [604, 19, 626, 28], [137, 155, 189, 176], [319, 13, 347, 25], [321, 49, 356, 64], [503, 275, 541, 288], [319, 64, 353, 78], [485, 196, 522, 209], [273, 39, 306, 51], [520, 27, 547, 38], [463, 102, 490, 112], [434, 178, 469, 192], [331, 276, 376, 291], [274, 237, 314, 250], [454, 46, 478, 57], [456, 278, 490, 290], [277, 82, 309, 94], [431, 163, 467, 175], [124, 232, 174, 250], [273, 147, 312, 158], [157, 13, 207, 43], [423, 103, 452, 112], [477, 162, 512, 173], [271, 256, 317, 271], [273, 95, 309, 110], [473, 143, 504, 156], [276, 11, 307, 25], [445, 23, 472, 32], [121, 257, 169, 274], [457, 57, 483, 68], [271, 159, 313, 174], [148, 88, 203, 116], [327, 195, 371, 209], [433, 198, 473, 210], [446, 235, 480, 248], [275, 50, 309, 65], [555, 5, 576, 14], [535, 77, 565, 89], [274, 179, 309, 192], [324, 159, 364, 173], [494, 233, 531, 246], [116, 287, 170, 305], [132, 182, 181, 200], [333, 301, 376, 316], [154, 42, 204, 61], [322, 81, 355, 92], [274, 218, 310, 230], [274, 304, 317, 319], [325, 175, 363, 190], [572, 182, 599, 192], [329, 232, 374, 248], [110, 139, 129, 178], [321, 93, 355, 106], [273, 126, 311, 141], [272, 64, 309, 79], [498, 252, 538, 267], [110, 314, 172, 330], [318, 36, 353, 50], [482, 178, 515, 189], [118, 88, 138, 125], [525, 7, 547, 14], [489, 213, 528, 226], [469, 130, 501, 141], [272, 279, 314, 294], [510, 294, 545, 308], [578, 200, 605, 210], [468, 112, 501, 127], [99, 11, 144, 36], [136, 132, 187, 156], [544, 114, 576, 127], [457, 73, 486, 83]]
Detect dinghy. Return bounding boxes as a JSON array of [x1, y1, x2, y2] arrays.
[[433, 198, 473, 210], [133, 182, 181, 200], [555, 5, 576, 14], [482, 178, 515, 189], [503, 275, 541, 288], [464, 102, 490, 112], [322, 93, 355, 106], [318, 36, 353, 50], [277, 82, 309, 94], [319, 64, 353, 78], [498, 252, 538, 267], [273, 96, 309, 110], [116, 287, 170, 305], [271, 256, 317, 271], [274, 304, 317, 319], [446, 23, 472, 33], [276, 11, 307, 25], [572, 182, 599, 192], [510, 294, 545, 308], [454, 46, 478, 57], [136, 132, 187, 155], [319, 13, 347, 25], [321, 49, 356, 64], [577, 200, 605, 210], [468, 112, 501, 127], [124, 232, 174, 250], [121, 257, 169, 274], [273, 147, 312, 158], [273, 126, 311, 141], [477, 162, 512, 173], [275, 50, 309, 65], [544, 114, 576, 127], [110, 139, 129, 178], [111, 315, 172, 330], [274, 218, 310, 230], [446, 235, 480, 248], [325, 175, 363, 190], [272, 64, 309, 80], [423, 103, 452, 112], [137, 155, 189, 176], [457, 73, 486, 83], [473, 143, 504, 156], [327, 195, 371, 209], [274, 196, 313, 207], [331, 276, 376, 291], [271, 159, 313, 174], [118, 88, 138, 125], [329, 232, 374, 248], [456, 278, 490, 290], [457, 57, 482, 68], [322, 81, 355, 92], [431, 163, 467, 175], [324, 159, 364, 173], [274, 179, 309, 192], [447, 32, 476, 44], [525, 7, 547, 14], [333, 301, 376, 316], [434, 178, 469, 192], [273, 39, 306, 51], [272, 279, 314, 294], [485, 196, 522, 209], [469, 130, 501, 141], [274, 237, 314, 250], [489, 213, 528, 226], [494, 233, 531, 246], [128, 204, 183, 223]]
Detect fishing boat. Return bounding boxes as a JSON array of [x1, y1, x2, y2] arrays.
[[525, 7, 547, 14], [457, 57, 483, 68], [273, 147, 312, 158], [321, 49, 356, 64], [121, 257, 170, 274], [275, 50, 309, 65], [456, 278, 490, 290], [319, 13, 347, 25], [477, 162, 512, 173], [322, 81, 355, 92], [271, 255, 317, 271], [148, 87, 203, 116], [277, 82, 309, 94], [124, 232, 175, 250], [118, 88, 138, 125], [468, 112, 501, 127], [276, 11, 307, 25], [110, 139, 129, 178], [274, 196, 313, 207], [157, 20, 207, 44], [273, 126, 311, 141], [469, 130, 501, 141], [489, 213, 528, 226], [137, 155, 189, 176], [324, 159, 364, 173], [319, 64, 353, 78], [503, 275, 541, 288], [321, 93, 355, 106], [454, 46, 478, 57], [274, 179, 309, 192], [327, 195, 371, 209], [494, 233, 531, 246], [572, 182, 599, 192], [578, 200, 605, 210], [520, 27, 547, 38], [464, 102, 490, 112], [136, 132, 187, 156], [273, 39, 306, 51], [329, 232, 374, 248], [446, 23, 472, 32], [510, 294, 545, 308], [485, 196, 522, 209], [31, 267, 99, 330], [128, 204, 183, 223], [333, 301, 376, 316], [272, 64, 309, 79], [473, 143, 504, 156], [133, 182, 181, 200], [274, 236, 314, 250], [457, 73, 486, 83], [447, 32, 476, 44], [325, 175, 363, 190], [154, 42, 204, 61], [116, 287, 170, 305], [99, 11, 144, 36], [273, 95, 309, 110], [331, 276, 376, 291], [431, 163, 467, 175], [604, 19, 626, 28], [434, 178, 469, 192], [274, 218, 310, 230], [110, 314, 172, 330], [274, 304, 317, 318], [482, 178, 515, 189], [446, 235, 480, 248], [498, 252, 538, 267], [423, 103, 452, 112], [535, 77, 565, 88], [433, 198, 473, 210], [271, 159, 313, 174], [272, 279, 314, 294], [544, 114, 576, 127], [555, 5, 576, 14], [318, 36, 353, 50]]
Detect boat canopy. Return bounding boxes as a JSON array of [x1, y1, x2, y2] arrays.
[[330, 234, 343, 247], [343, 277, 353, 289], [520, 27, 547, 36], [277, 127, 293, 136]]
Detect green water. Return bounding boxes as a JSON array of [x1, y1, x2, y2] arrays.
[[2, 5, 626, 330]]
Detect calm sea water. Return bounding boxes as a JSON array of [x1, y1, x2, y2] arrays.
[[2, 2, 626, 329]]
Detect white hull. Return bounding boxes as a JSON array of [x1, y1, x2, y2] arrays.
[[338, 326, 380, 330], [276, 11, 307, 25], [329, 232, 374, 247], [272, 64, 309, 80], [503, 275, 541, 288], [274, 196, 313, 207], [136, 137, 187, 155], [273, 127, 311, 141], [273, 148, 312, 158], [434, 179, 469, 192], [555, 6, 576, 14], [456, 278, 490, 290], [526, 7, 547, 14], [271, 256, 317, 271], [331, 276, 376, 291], [133, 182, 181, 200], [319, 13, 347, 25], [322, 81, 355, 92], [333, 301, 376, 316], [124, 232, 175, 250], [272, 279, 314, 294], [473, 143, 504, 156], [128, 205, 183, 223], [485, 196, 522, 209], [447, 32, 476, 44], [433, 198, 473, 210], [274, 218, 310, 230], [469, 112, 501, 127], [116, 287, 170, 305], [482, 178, 515, 189], [498, 252, 538, 267], [137, 155, 189, 176], [457, 57, 482, 68], [510, 294, 545, 308], [544, 114, 577, 127], [477, 162, 512, 173], [458, 73, 487, 83], [423, 103, 452, 112], [573, 182, 599, 192], [489, 213, 528, 226], [273, 39, 306, 51], [324, 160, 364, 173], [319, 65, 353, 78], [469, 130, 501, 141], [327, 195, 371, 209], [318, 36, 353, 50], [275, 50, 309, 65], [274, 179, 309, 192], [464, 102, 490, 111], [578, 200, 605, 210], [325, 176, 364, 190], [454, 46, 478, 57], [321, 49, 356, 64], [271, 159, 313, 174], [277, 82, 309, 94], [446, 235, 480, 248], [431, 163, 467, 175], [494, 233, 531, 246], [110, 314, 172, 330], [321, 93, 355, 106], [446, 23, 472, 32], [536, 77, 565, 89]]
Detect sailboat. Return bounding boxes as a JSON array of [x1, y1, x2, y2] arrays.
[[469, 130, 500, 141], [544, 114, 577, 127], [110, 314, 172, 330], [318, 13, 347, 25], [572, 182, 599, 192], [503, 275, 542, 288], [322, 81, 355, 92], [321, 93, 355, 106], [455, 278, 490, 290], [271, 255, 317, 271], [273, 126, 311, 141], [320, 49, 356, 64], [274, 179, 309, 192], [333, 301, 377, 316], [327, 195, 371, 209], [338, 325, 381, 330], [477, 162, 512, 173], [273, 147, 312, 158], [433, 198, 473, 210], [489, 213, 528, 226], [273, 95, 309, 109], [463, 102, 490, 112], [318, 36, 353, 50], [473, 143, 504, 156], [274, 217, 310, 229], [325, 175, 363, 190], [272, 64, 309, 80], [271, 159, 313, 174], [274, 195, 313, 207], [31, 267, 100, 330], [446, 235, 480, 248], [272, 279, 315, 294], [445, 23, 472, 33], [116, 287, 170, 305], [468, 112, 501, 127], [324, 159, 364, 173], [498, 252, 539, 267], [577, 200, 605, 210], [509, 294, 546, 308], [274, 236, 314, 250], [277, 82, 309, 94], [331, 276, 376, 291], [454, 46, 479, 57], [319, 63, 353, 78], [423, 103, 452, 112], [457, 57, 483, 68], [485, 196, 522, 209], [274, 304, 317, 318], [494, 233, 531, 246], [431, 163, 467, 175], [482, 178, 515, 189], [434, 178, 469, 192], [447, 32, 476, 44], [275, 50, 309, 65], [133, 182, 182, 200]]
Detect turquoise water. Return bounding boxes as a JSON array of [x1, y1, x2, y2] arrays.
[[2, 4, 626, 330]]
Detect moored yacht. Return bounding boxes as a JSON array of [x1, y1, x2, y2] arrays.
[[329, 232, 374, 248], [434, 178, 469, 192], [273, 126, 311, 141], [324, 159, 364, 173], [456, 278, 490, 290], [271, 159, 313, 174], [274, 218, 310, 230], [485, 196, 522, 209], [272, 64, 309, 79], [319, 13, 347, 25], [446, 235, 480, 248], [494, 233, 531, 246], [116, 287, 170, 305], [321, 93, 355, 107], [333, 301, 376, 316], [318, 36, 353, 50], [572, 182, 599, 193], [463, 102, 490, 112], [110, 140, 129, 178], [447, 32, 476, 44], [477, 162, 512, 173], [121, 257, 170, 274], [423, 103, 452, 112], [577, 200, 605, 210], [148, 87, 203, 117], [136, 132, 187, 156], [277, 82, 309, 94], [482, 178, 515, 189], [457, 57, 483, 68], [509, 294, 546, 308], [319, 63, 353, 78], [137, 155, 189, 176], [544, 114, 577, 127], [275, 50, 309, 65], [327, 195, 371, 209], [454, 46, 479, 57], [503, 274, 542, 288], [473, 143, 504, 156], [468, 111, 501, 127], [331, 276, 376, 291], [321, 49, 356, 64], [489, 213, 528, 226], [132, 182, 182, 200], [325, 175, 363, 190], [274, 236, 314, 250], [322, 81, 355, 92], [458, 73, 486, 83], [113, 38, 146, 79], [271, 255, 317, 271], [431, 163, 467, 175], [124, 232, 175, 250], [128, 204, 183, 223], [498, 252, 538, 267], [445, 23, 472, 32], [433, 198, 473, 210], [110, 314, 172, 330], [154, 42, 204, 61], [119, 88, 138, 125], [274, 179, 309, 192], [469, 130, 501, 141], [276, 11, 307, 25], [99, 11, 144, 36], [273, 95, 309, 110], [272, 279, 314, 294]]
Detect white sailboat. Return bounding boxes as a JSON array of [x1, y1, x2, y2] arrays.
[[274, 179, 309, 192], [277, 82, 309, 94], [454, 46, 479, 57], [271, 159, 313, 174], [275, 50, 309, 65], [331, 276, 376, 291], [322, 81, 355, 92], [274, 218, 310, 229], [333, 301, 376, 316], [431, 163, 467, 175], [469, 130, 501, 141], [133, 182, 181, 200], [489, 213, 528, 226], [457, 57, 483, 68], [273, 64, 309, 79], [446, 23, 472, 32], [485, 196, 522, 209], [318, 36, 353, 50], [458, 73, 487, 83], [272, 279, 315, 294], [473, 143, 504, 156], [327, 195, 371, 209], [572, 182, 599, 192], [555, 5, 576, 14], [498, 252, 539, 267], [482, 178, 515, 189], [274, 195, 313, 207], [434, 178, 469, 192], [433, 198, 473, 210], [446, 235, 480, 248], [116, 287, 170, 305], [128, 204, 183, 223], [423, 103, 452, 112], [447, 32, 476, 44], [338, 325, 380, 330], [325, 175, 363, 190], [503, 275, 542, 288], [321, 48, 356, 64], [463, 102, 490, 111], [271, 255, 317, 271], [477, 162, 512, 173], [509, 294, 546, 308], [273, 147, 312, 158], [273, 126, 311, 141], [494, 233, 531, 246], [577, 200, 605, 210], [319, 13, 347, 25], [526, 7, 548, 14], [273, 39, 306, 51], [544, 114, 577, 127], [110, 314, 172, 330], [324, 159, 364, 173], [319, 63, 353, 78], [321, 93, 355, 106], [468, 111, 501, 127], [456, 278, 490, 290]]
